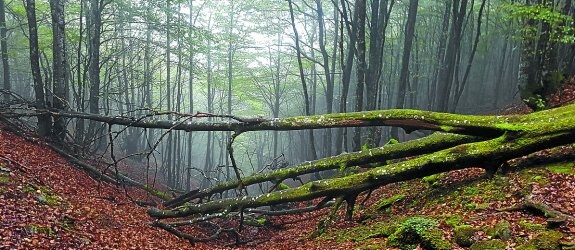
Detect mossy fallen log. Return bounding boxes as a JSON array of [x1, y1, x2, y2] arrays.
[[150, 104, 575, 220], [164, 132, 481, 208]]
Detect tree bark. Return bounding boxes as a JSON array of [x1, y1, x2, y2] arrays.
[[0, 0, 9, 102], [24, 0, 51, 136], [50, 0, 67, 141], [86, 0, 102, 146], [288, 0, 318, 161], [353, 0, 367, 151], [392, 0, 419, 140], [149, 104, 575, 219]]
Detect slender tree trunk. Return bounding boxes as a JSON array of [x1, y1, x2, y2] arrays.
[[25, 0, 51, 136], [50, 0, 67, 141], [0, 0, 9, 102], [452, 0, 487, 112], [436, 0, 468, 112], [165, 0, 174, 187], [336, 0, 358, 154], [288, 0, 317, 160], [315, 0, 333, 156], [353, 0, 367, 151], [187, 0, 194, 191], [86, 0, 102, 145], [392, 0, 419, 140], [74, 0, 85, 144]]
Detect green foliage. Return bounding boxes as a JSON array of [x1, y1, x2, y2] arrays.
[[24, 224, 56, 237], [422, 173, 446, 187], [504, 3, 575, 44], [463, 186, 480, 195], [443, 214, 463, 227]]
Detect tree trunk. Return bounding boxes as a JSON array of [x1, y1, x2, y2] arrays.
[[0, 0, 9, 102], [288, 0, 318, 161], [392, 0, 419, 140], [353, 0, 367, 151], [25, 0, 51, 136], [86, 0, 102, 145]]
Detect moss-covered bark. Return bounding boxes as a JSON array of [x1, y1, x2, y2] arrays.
[[164, 132, 481, 208], [149, 104, 575, 220]]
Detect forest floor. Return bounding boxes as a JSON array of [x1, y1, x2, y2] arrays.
[[1, 81, 575, 249]]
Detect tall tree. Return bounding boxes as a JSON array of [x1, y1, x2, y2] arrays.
[[435, 0, 468, 112], [0, 0, 9, 102], [392, 0, 419, 139], [50, 0, 67, 141], [86, 0, 103, 144], [25, 0, 51, 136], [353, 0, 367, 151], [288, 0, 318, 161]]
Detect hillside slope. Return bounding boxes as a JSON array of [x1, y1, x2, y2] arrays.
[[0, 127, 203, 249]]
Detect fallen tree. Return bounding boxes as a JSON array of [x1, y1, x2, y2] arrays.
[[145, 104, 575, 243], [4, 103, 575, 243]]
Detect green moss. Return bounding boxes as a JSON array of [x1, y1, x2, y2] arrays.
[[423, 173, 446, 187], [22, 184, 36, 193], [546, 162, 575, 175], [373, 194, 405, 211], [454, 225, 477, 247], [276, 183, 290, 190], [519, 220, 546, 232], [387, 217, 450, 250], [444, 214, 463, 227], [319, 220, 397, 243], [495, 220, 512, 240], [143, 184, 171, 200], [0, 173, 9, 184], [24, 224, 56, 237], [517, 230, 563, 250], [22, 184, 62, 206], [470, 239, 506, 250]]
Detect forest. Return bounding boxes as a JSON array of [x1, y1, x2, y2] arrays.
[[0, 0, 575, 249]]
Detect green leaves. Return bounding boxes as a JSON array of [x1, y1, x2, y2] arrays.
[[503, 3, 575, 44]]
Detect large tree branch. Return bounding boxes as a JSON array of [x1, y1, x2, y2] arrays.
[[163, 132, 482, 208], [2, 106, 544, 136]]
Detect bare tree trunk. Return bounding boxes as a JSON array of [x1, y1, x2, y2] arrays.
[[0, 0, 9, 102], [86, 0, 102, 145], [392, 0, 419, 140], [50, 0, 67, 141], [187, 0, 194, 191], [288, 0, 318, 161], [25, 0, 51, 136], [452, 0, 487, 112], [353, 0, 367, 151], [436, 0, 468, 112]]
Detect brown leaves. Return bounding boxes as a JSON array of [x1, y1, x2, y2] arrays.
[[0, 128, 197, 249]]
